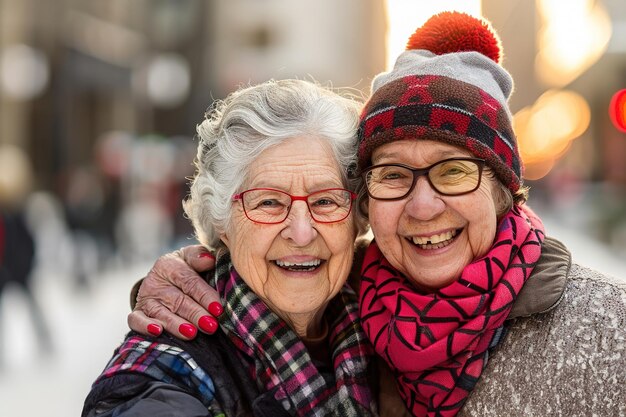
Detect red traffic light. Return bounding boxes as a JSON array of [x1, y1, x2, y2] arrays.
[[609, 89, 626, 133]]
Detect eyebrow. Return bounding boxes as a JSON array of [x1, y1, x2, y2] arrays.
[[248, 180, 345, 192], [372, 148, 467, 164]]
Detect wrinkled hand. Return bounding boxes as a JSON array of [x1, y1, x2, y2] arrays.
[[127, 245, 222, 340]]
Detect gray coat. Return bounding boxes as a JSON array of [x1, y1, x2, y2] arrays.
[[380, 237, 626, 417], [462, 237, 626, 416]]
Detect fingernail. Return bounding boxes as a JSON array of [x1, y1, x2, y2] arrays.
[[179, 323, 197, 338], [208, 301, 223, 317], [198, 315, 218, 335], [147, 323, 162, 336], [199, 252, 215, 259]]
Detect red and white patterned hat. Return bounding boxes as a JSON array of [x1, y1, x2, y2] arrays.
[[357, 11, 522, 193]]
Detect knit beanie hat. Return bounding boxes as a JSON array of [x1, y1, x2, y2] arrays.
[[357, 11, 521, 193]]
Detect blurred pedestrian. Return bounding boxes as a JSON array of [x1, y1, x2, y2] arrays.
[[0, 144, 53, 366]]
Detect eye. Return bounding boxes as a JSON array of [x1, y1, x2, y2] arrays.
[[309, 189, 351, 213], [438, 162, 474, 177], [310, 191, 343, 207], [245, 192, 289, 211], [442, 166, 464, 176], [383, 171, 404, 180], [257, 199, 283, 208], [374, 167, 410, 181], [311, 197, 339, 207]]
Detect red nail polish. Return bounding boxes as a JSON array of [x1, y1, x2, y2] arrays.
[[179, 323, 197, 338], [147, 323, 162, 336], [199, 252, 215, 259], [198, 315, 218, 335], [208, 301, 224, 317]]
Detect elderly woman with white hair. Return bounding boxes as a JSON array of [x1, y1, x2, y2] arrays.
[[82, 79, 378, 417]]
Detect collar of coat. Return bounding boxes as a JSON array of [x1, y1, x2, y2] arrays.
[[507, 235, 570, 319]]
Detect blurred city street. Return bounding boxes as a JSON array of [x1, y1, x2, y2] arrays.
[[0, 266, 134, 415], [0, 257, 153, 417], [1, 0, 626, 416], [0, 211, 625, 417]]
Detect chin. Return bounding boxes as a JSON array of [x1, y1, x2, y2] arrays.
[[273, 291, 327, 311], [406, 271, 459, 292]]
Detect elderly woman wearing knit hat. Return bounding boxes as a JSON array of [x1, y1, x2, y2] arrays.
[[125, 12, 626, 416]]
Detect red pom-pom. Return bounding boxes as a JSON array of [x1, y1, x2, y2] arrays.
[[406, 11, 501, 63]]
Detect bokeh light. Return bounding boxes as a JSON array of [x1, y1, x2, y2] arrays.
[[0, 44, 49, 100], [0, 144, 34, 207], [609, 89, 626, 133], [536, 0, 612, 87], [133, 53, 191, 108], [516, 89, 591, 180], [383, 0, 481, 71]]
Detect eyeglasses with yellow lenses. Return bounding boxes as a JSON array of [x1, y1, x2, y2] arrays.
[[362, 157, 486, 200]]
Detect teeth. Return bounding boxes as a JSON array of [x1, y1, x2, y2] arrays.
[[411, 230, 457, 246], [275, 259, 321, 268]]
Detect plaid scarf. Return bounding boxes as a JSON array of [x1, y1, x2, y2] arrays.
[[359, 205, 544, 416], [211, 253, 376, 417]]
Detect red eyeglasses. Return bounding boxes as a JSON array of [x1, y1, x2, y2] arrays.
[[232, 188, 357, 224]]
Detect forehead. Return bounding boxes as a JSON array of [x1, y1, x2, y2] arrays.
[[372, 140, 472, 164], [246, 136, 344, 189]]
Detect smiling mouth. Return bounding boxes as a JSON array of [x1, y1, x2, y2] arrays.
[[274, 259, 323, 272], [408, 229, 460, 250]]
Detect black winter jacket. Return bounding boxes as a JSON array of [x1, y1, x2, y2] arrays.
[[82, 331, 291, 417]]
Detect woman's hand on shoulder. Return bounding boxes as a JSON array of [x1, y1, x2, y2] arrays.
[[127, 245, 223, 340]]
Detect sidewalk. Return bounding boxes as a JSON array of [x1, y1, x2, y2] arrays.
[[541, 214, 626, 281], [0, 261, 150, 417]]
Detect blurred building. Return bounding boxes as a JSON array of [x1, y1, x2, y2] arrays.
[[0, 0, 384, 189]]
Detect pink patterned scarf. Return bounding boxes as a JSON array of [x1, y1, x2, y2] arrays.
[[360, 205, 545, 416]]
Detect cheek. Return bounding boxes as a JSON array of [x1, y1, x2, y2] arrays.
[[368, 200, 398, 241], [224, 218, 272, 289], [465, 192, 498, 258], [327, 222, 356, 272], [468, 221, 496, 258], [367, 201, 408, 273], [223, 216, 251, 254]]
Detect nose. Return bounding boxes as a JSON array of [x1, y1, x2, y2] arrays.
[[403, 176, 446, 221], [280, 201, 317, 246]]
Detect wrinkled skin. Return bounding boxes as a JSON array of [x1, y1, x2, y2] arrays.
[[128, 245, 217, 339]]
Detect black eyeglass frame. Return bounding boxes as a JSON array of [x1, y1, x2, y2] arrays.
[[232, 187, 357, 225], [361, 157, 486, 201]]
